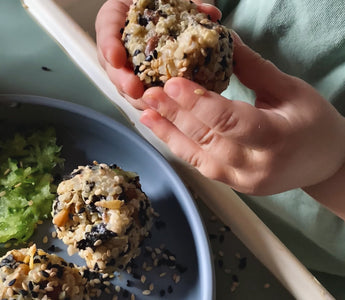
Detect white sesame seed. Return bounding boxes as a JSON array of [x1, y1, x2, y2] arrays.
[[42, 236, 48, 244], [159, 272, 167, 277], [142, 290, 151, 295], [149, 283, 154, 291], [141, 275, 146, 284], [194, 89, 205, 95]]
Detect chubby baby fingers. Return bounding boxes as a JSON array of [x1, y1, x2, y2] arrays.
[[162, 78, 288, 148], [139, 109, 234, 180]]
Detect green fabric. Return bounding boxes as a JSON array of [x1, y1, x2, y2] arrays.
[[218, 0, 345, 276]]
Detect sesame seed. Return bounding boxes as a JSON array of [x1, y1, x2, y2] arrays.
[[8, 278, 16, 286], [42, 236, 48, 244], [194, 89, 205, 95], [41, 270, 50, 278], [264, 283, 271, 289], [141, 275, 146, 284], [142, 289, 151, 295], [0, 191, 6, 197], [149, 283, 154, 291]]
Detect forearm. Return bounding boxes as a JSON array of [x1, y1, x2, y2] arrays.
[[303, 162, 345, 221]]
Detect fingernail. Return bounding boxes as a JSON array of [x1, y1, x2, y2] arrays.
[[231, 30, 244, 45], [164, 80, 180, 99]]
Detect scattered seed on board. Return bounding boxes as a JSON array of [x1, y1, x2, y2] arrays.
[[42, 235, 48, 244]]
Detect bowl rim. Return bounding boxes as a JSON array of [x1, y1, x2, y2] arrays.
[[0, 93, 215, 300]]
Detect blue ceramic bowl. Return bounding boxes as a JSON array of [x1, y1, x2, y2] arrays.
[[0, 94, 214, 300]]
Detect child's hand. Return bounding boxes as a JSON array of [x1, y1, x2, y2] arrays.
[[95, 0, 221, 109], [139, 33, 345, 195]]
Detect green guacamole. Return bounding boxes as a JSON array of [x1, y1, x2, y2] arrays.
[[0, 128, 63, 243]]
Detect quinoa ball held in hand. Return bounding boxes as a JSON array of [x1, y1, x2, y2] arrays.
[[96, 0, 224, 103], [122, 0, 233, 93]]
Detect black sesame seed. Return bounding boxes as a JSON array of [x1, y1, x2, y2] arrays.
[[153, 49, 158, 58], [218, 259, 224, 268], [145, 55, 153, 61], [238, 257, 247, 270], [41, 66, 52, 71], [167, 285, 173, 294], [154, 219, 166, 230], [94, 263, 100, 271], [133, 49, 141, 56], [232, 274, 239, 282], [33, 258, 41, 264], [41, 270, 49, 278], [8, 279, 16, 286], [126, 280, 133, 287], [20, 289, 29, 296], [120, 27, 124, 35], [224, 225, 231, 232], [31, 291, 38, 298], [138, 14, 148, 27], [47, 245, 56, 252], [28, 281, 34, 290], [160, 289, 166, 297], [134, 65, 140, 75], [70, 168, 82, 177]]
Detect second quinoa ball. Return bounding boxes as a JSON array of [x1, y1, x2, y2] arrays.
[[122, 0, 233, 93], [52, 162, 154, 274]]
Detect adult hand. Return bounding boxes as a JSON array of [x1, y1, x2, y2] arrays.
[[95, 0, 221, 109], [139, 33, 345, 195]]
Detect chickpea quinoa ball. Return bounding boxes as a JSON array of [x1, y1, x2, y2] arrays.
[[0, 244, 103, 300], [122, 0, 234, 93], [52, 162, 154, 274]]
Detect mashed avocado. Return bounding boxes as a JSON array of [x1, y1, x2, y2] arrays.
[[0, 128, 63, 243]]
